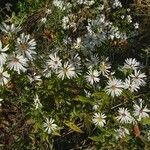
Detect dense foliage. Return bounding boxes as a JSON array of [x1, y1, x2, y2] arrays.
[[0, 0, 150, 149]]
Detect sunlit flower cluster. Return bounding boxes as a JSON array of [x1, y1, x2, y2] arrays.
[[0, 24, 36, 76]]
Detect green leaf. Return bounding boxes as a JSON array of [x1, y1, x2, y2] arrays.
[[65, 122, 84, 133], [92, 91, 110, 109], [52, 131, 61, 136], [89, 136, 101, 142], [75, 96, 93, 104], [142, 118, 150, 125], [92, 91, 109, 101], [83, 114, 92, 133], [122, 90, 134, 100]]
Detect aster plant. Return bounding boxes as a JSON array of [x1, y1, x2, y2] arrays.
[[0, 0, 150, 149]]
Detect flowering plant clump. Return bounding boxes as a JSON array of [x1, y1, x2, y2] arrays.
[[0, 0, 150, 149]]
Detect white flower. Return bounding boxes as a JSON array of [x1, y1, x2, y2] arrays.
[[53, 0, 64, 9], [73, 37, 82, 49], [86, 55, 99, 67], [127, 15, 132, 23], [84, 89, 91, 98], [98, 4, 104, 11], [43, 67, 52, 78], [130, 70, 146, 86], [28, 73, 42, 83], [121, 15, 125, 19], [0, 67, 10, 86], [0, 98, 3, 107], [123, 58, 140, 70], [0, 23, 21, 34], [16, 33, 37, 60], [124, 77, 140, 92], [46, 9, 52, 14], [41, 17, 47, 23], [112, 0, 122, 8], [115, 127, 129, 139], [99, 59, 111, 76], [43, 118, 58, 134], [77, 0, 84, 4], [5, 3, 12, 11], [57, 62, 76, 79], [62, 16, 69, 29], [86, 68, 100, 85], [134, 23, 139, 29], [93, 103, 100, 111], [99, 14, 105, 23], [70, 54, 81, 68], [133, 99, 150, 121], [0, 40, 9, 67], [116, 108, 133, 124], [127, 8, 130, 12], [34, 94, 42, 109], [7, 54, 28, 74], [84, 0, 95, 6], [104, 71, 115, 79], [92, 113, 106, 127], [47, 53, 62, 71], [106, 78, 124, 97]]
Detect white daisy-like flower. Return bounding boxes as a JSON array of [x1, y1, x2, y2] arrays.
[[86, 55, 99, 67], [43, 118, 58, 134], [70, 54, 81, 68], [62, 16, 69, 29], [0, 40, 9, 67], [127, 8, 130, 12], [134, 23, 139, 29], [41, 17, 47, 23], [16, 33, 37, 60], [34, 94, 42, 110], [124, 77, 140, 92], [133, 99, 150, 121], [53, 0, 64, 10], [112, 0, 122, 8], [73, 37, 82, 49], [0, 22, 21, 34], [121, 15, 125, 19], [130, 70, 146, 86], [92, 113, 106, 127], [106, 78, 124, 97], [93, 104, 100, 111], [115, 127, 129, 139], [28, 73, 42, 83], [86, 68, 100, 85], [77, 0, 84, 4], [0, 67, 10, 86], [57, 62, 76, 79], [116, 107, 133, 124], [84, 89, 92, 98], [47, 53, 62, 71], [7, 54, 28, 74], [43, 66, 52, 78], [99, 59, 111, 76], [123, 58, 140, 70], [104, 71, 115, 79], [84, 0, 95, 6], [46, 9, 52, 15], [127, 15, 132, 23]]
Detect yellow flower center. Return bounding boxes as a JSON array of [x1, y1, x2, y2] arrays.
[[13, 57, 19, 63], [111, 85, 116, 90], [20, 43, 28, 51]]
